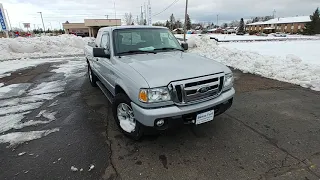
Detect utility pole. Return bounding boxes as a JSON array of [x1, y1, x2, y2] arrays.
[[216, 14, 219, 27], [144, 2, 147, 25], [273, 9, 276, 18], [114, 1, 117, 26], [105, 15, 109, 19], [37, 12, 46, 35], [140, 6, 143, 25], [183, 0, 188, 42], [148, 0, 152, 26]]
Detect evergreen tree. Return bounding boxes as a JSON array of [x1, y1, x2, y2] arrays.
[[165, 20, 170, 29], [175, 20, 182, 28], [169, 14, 176, 30], [253, 17, 259, 23], [222, 23, 228, 29], [186, 14, 192, 30], [153, 22, 165, 26], [304, 8, 320, 35], [238, 18, 245, 33]]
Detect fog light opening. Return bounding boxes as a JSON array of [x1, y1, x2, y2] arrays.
[[156, 119, 165, 127]]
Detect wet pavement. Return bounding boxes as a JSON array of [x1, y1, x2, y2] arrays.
[[0, 58, 319, 180]]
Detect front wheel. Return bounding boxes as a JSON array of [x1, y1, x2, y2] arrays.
[[112, 93, 144, 140]]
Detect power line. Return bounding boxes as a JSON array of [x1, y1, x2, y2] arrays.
[[153, 0, 180, 17]]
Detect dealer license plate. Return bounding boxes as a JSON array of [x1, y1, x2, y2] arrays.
[[196, 110, 214, 125]]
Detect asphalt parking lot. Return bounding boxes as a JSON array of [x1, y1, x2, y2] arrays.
[[0, 59, 319, 180]]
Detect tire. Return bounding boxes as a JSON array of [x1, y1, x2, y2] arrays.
[[88, 64, 98, 87], [112, 93, 144, 140]]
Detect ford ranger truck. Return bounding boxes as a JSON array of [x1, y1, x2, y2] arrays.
[[84, 26, 235, 139]]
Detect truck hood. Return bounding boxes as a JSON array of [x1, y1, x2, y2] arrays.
[[119, 51, 230, 88]]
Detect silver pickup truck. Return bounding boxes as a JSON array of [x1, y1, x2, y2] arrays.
[[84, 26, 235, 139]]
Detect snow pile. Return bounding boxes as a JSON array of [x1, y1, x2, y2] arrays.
[[0, 35, 93, 60], [188, 35, 320, 91]]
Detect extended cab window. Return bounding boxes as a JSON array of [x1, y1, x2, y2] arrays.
[[113, 28, 182, 55]]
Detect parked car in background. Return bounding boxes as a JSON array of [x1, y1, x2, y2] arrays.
[[84, 26, 235, 139], [273, 32, 287, 37], [236, 32, 245, 35], [256, 32, 268, 36]]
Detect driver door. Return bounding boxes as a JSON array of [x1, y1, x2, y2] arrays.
[[96, 32, 114, 92]]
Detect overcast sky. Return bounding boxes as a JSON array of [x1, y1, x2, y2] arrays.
[[1, 0, 319, 30]]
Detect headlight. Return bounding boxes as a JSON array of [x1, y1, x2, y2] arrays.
[[139, 87, 171, 103], [223, 73, 234, 90]]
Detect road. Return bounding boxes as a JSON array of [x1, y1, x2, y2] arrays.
[[0, 58, 319, 180]]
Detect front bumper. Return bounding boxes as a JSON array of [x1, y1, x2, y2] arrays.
[[131, 88, 235, 127]]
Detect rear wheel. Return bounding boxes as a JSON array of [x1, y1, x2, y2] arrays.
[[88, 64, 97, 87], [112, 93, 144, 140]]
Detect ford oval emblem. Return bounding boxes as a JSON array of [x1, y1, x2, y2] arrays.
[[198, 86, 210, 93]]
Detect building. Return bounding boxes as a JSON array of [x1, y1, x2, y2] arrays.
[[62, 19, 121, 37], [246, 16, 311, 34]]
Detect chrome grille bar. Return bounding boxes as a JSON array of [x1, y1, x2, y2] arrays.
[[168, 73, 225, 105]]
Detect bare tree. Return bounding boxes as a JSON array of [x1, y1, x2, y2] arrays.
[[124, 13, 133, 25]]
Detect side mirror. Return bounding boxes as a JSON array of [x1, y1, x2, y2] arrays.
[[181, 42, 188, 50], [93, 48, 110, 58]]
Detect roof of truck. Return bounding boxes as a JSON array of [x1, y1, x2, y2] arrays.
[[99, 25, 168, 32]]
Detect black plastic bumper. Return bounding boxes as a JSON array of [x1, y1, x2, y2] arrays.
[[152, 98, 233, 130]]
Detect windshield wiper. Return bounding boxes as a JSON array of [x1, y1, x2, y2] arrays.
[[117, 50, 156, 55], [153, 47, 184, 52]]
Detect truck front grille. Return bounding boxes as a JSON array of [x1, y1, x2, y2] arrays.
[[169, 73, 224, 105]]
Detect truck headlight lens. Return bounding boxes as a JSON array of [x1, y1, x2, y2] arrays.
[[139, 87, 171, 103], [223, 73, 234, 90]]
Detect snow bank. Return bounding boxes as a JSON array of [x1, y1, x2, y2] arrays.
[[188, 35, 320, 91], [0, 35, 93, 60]]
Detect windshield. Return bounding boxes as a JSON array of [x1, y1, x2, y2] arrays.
[[113, 28, 183, 55]]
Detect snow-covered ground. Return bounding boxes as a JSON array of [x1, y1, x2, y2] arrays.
[[221, 40, 320, 65], [0, 35, 92, 61], [175, 34, 320, 42], [187, 35, 320, 91], [208, 34, 320, 41], [0, 57, 79, 78], [0, 57, 86, 147]]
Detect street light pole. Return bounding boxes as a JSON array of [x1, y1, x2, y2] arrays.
[[183, 0, 188, 42], [37, 12, 46, 35], [4, 9, 12, 32]]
